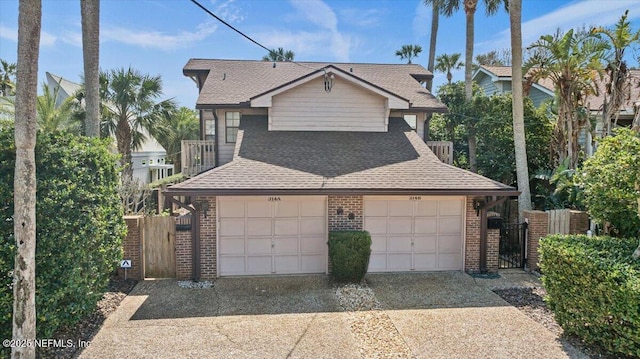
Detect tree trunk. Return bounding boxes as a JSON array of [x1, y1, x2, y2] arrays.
[[464, 0, 477, 172], [81, 0, 100, 138], [116, 118, 133, 181], [426, 4, 439, 92], [13, 1, 41, 358], [509, 0, 531, 216]]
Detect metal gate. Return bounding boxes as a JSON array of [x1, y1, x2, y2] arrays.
[[499, 223, 528, 269]]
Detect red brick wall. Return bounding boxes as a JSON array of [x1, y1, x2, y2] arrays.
[[523, 210, 549, 271], [328, 195, 363, 231], [465, 197, 481, 272], [569, 210, 589, 234], [198, 196, 217, 279], [175, 229, 192, 280], [118, 216, 143, 280], [487, 228, 500, 272]]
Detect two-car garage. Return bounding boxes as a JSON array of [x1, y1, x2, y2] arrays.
[[216, 195, 465, 276]]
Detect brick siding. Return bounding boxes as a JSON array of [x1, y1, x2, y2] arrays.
[[569, 210, 589, 234], [328, 195, 363, 231], [465, 197, 481, 272], [175, 229, 192, 279], [198, 196, 217, 279], [523, 210, 549, 271], [118, 216, 143, 280], [487, 228, 500, 272]]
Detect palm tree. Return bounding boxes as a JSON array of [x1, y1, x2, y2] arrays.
[[0, 59, 17, 97], [100, 67, 176, 180], [13, 0, 41, 357], [36, 82, 81, 134], [262, 47, 294, 62], [435, 53, 463, 84], [596, 10, 640, 136], [395, 44, 423, 64], [509, 0, 531, 216], [81, 0, 100, 138], [153, 106, 199, 171], [525, 28, 609, 168], [423, 0, 444, 91]]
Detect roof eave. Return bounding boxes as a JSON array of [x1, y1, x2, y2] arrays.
[[164, 187, 520, 197]]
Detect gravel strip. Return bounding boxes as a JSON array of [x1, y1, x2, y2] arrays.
[[335, 282, 413, 358], [177, 280, 214, 289]]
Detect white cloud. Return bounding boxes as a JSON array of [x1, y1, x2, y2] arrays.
[[339, 8, 384, 28], [211, 0, 246, 23], [289, 0, 338, 31], [0, 25, 57, 47], [102, 21, 218, 51], [412, 1, 432, 39], [60, 31, 82, 47], [477, 0, 640, 52]]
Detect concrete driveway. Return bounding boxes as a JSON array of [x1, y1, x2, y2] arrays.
[[80, 272, 587, 359]]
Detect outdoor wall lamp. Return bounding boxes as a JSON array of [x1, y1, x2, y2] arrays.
[[473, 198, 485, 216], [194, 200, 209, 218], [324, 71, 335, 93]]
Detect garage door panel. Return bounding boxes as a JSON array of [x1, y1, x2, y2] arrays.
[[368, 254, 387, 271], [370, 236, 387, 251], [438, 253, 462, 270], [389, 219, 412, 234], [388, 254, 412, 270], [219, 219, 245, 236], [300, 236, 326, 253], [414, 218, 437, 234], [364, 218, 387, 235], [274, 219, 298, 235], [439, 200, 462, 216], [247, 201, 271, 218], [415, 200, 438, 216], [388, 236, 412, 252], [247, 256, 272, 273], [219, 200, 245, 218], [274, 201, 299, 217], [413, 236, 437, 252], [439, 217, 462, 234], [220, 256, 245, 274], [247, 237, 272, 254], [438, 235, 463, 251], [301, 255, 325, 272], [274, 237, 299, 254], [364, 200, 387, 216], [389, 201, 412, 216], [219, 238, 245, 255], [300, 218, 325, 235], [414, 253, 437, 270], [274, 255, 299, 273], [300, 201, 325, 217], [246, 219, 272, 236]]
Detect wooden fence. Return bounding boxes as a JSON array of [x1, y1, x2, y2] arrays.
[[426, 141, 453, 165], [143, 216, 176, 278], [547, 209, 570, 235]]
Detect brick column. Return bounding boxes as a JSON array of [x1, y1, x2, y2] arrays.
[[119, 215, 143, 281], [523, 210, 549, 272], [487, 228, 500, 272], [198, 196, 217, 279], [465, 197, 481, 272], [569, 210, 589, 234], [328, 195, 363, 231], [175, 229, 192, 279]]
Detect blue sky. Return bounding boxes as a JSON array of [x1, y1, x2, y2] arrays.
[[1, 0, 639, 108]]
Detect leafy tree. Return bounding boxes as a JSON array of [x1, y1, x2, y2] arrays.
[[525, 28, 609, 169], [262, 47, 294, 62], [36, 82, 81, 134], [596, 10, 640, 136], [475, 49, 510, 67], [12, 0, 40, 356], [435, 53, 463, 84], [153, 106, 199, 171], [395, 44, 423, 64], [0, 128, 125, 356], [100, 67, 176, 180], [81, 0, 100, 138], [0, 59, 16, 97], [581, 128, 640, 238]]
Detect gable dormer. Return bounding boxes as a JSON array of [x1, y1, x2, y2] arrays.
[[250, 66, 409, 132]]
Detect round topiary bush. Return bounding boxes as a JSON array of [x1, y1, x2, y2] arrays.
[[328, 231, 372, 283]]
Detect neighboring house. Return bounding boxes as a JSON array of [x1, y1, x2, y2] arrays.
[[47, 72, 174, 185], [165, 59, 519, 280], [472, 65, 554, 108]]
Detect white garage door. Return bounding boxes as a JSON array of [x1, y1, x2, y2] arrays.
[[364, 196, 464, 272], [218, 196, 327, 276]]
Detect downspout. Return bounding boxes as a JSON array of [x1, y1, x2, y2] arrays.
[[168, 195, 200, 281]]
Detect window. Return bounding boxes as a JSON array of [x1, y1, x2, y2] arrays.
[[225, 111, 240, 143], [404, 114, 417, 131], [205, 118, 215, 141]]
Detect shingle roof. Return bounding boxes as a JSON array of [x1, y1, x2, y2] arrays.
[[478, 65, 555, 94], [184, 59, 447, 111], [167, 116, 517, 195]]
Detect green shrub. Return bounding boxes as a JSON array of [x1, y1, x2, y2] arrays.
[[0, 128, 126, 353], [539, 234, 640, 357], [328, 231, 372, 283], [581, 128, 640, 237]]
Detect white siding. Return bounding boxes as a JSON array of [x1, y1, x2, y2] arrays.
[[213, 108, 267, 166], [390, 111, 427, 139], [269, 76, 387, 132]]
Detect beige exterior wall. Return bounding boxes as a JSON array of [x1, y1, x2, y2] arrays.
[[389, 111, 427, 140], [269, 76, 387, 132], [207, 109, 267, 166]]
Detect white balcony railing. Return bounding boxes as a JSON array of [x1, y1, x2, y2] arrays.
[[426, 141, 453, 165], [181, 140, 216, 177]]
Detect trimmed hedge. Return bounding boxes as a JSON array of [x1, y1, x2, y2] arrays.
[[328, 231, 372, 283], [539, 234, 640, 357], [0, 129, 125, 354]]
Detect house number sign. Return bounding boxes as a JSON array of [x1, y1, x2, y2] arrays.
[[409, 196, 422, 201], [268, 197, 282, 201]]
